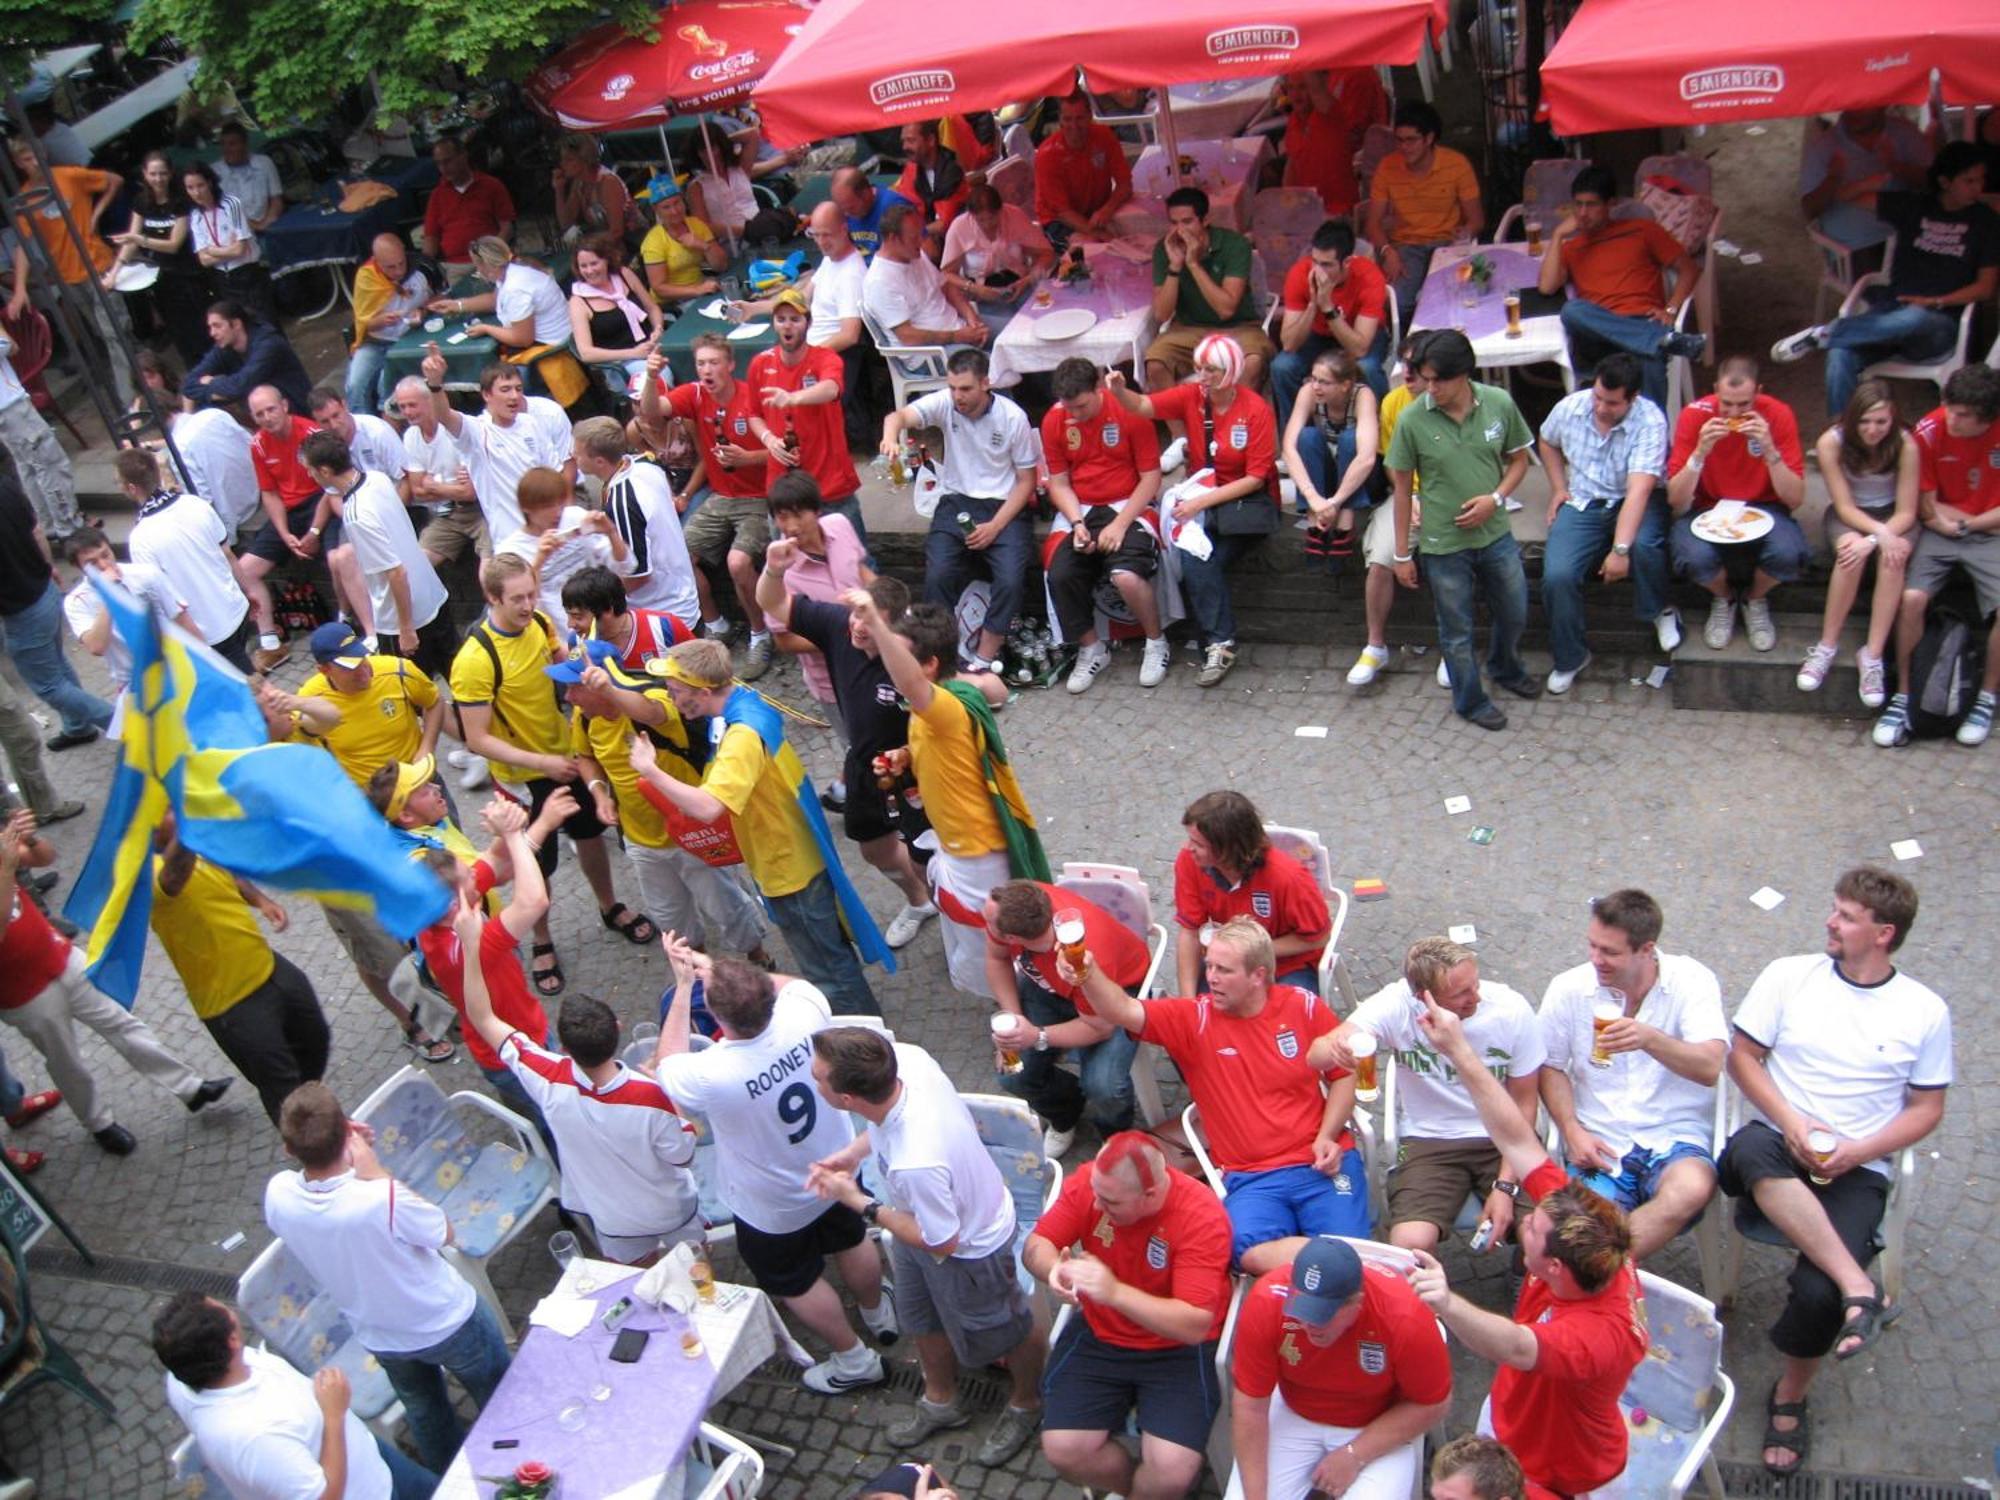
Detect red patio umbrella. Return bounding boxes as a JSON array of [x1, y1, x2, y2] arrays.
[[1541, 0, 2000, 137], [751, 0, 1435, 148], [525, 0, 815, 131]]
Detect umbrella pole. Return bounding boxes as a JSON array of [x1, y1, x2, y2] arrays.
[[1155, 82, 1184, 183]]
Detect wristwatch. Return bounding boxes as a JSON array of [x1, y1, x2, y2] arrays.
[[1493, 1180, 1523, 1201], [861, 1199, 884, 1225], [1612, 542, 1632, 557], [1033, 1027, 1051, 1053]]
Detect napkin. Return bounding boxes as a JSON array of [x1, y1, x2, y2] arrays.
[[527, 1294, 596, 1338], [697, 299, 730, 319], [634, 1240, 699, 1310], [726, 322, 770, 341]]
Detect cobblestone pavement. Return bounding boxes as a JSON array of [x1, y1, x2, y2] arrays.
[[0, 623, 1993, 1498]]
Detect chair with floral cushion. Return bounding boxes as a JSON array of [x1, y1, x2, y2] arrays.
[[1056, 862, 1171, 1126], [1261, 822, 1358, 1010], [1610, 1271, 1734, 1500], [349, 1065, 558, 1338], [234, 1238, 404, 1439], [963, 1092, 1064, 1307]]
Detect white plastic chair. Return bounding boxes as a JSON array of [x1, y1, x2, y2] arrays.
[[1001, 122, 1034, 162], [1248, 186, 1328, 283], [168, 1433, 221, 1497], [1838, 234, 1981, 401], [1055, 862, 1171, 1127], [687, 1420, 766, 1499], [1493, 157, 1590, 244], [1807, 217, 1863, 323], [1616, 1272, 1736, 1500], [1260, 822, 1358, 1011], [1636, 152, 1713, 199], [235, 1238, 407, 1443], [860, 303, 952, 412], [964, 1092, 1065, 1313]]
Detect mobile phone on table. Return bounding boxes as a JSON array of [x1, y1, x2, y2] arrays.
[[600, 1295, 636, 1333], [610, 1327, 649, 1363]]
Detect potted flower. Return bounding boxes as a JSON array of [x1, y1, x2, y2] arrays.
[[494, 1460, 558, 1498], [1454, 253, 1495, 294]]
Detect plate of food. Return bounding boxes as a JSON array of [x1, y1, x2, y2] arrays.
[[111, 262, 159, 292], [1033, 308, 1097, 341], [1690, 504, 1773, 545]]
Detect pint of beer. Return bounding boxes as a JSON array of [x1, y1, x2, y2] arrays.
[[1503, 294, 1523, 338], [1054, 908, 1089, 973], [1806, 1128, 1837, 1185], [1588, 996, 1624, 1067], [1351, 1032, 1380, 1103], [1526, 220, 1544, 255], [991, 1013, 1026, 1075]]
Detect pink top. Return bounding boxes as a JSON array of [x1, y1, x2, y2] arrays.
[[765, 511, 866, 700], [941, 203, 1050, 281]]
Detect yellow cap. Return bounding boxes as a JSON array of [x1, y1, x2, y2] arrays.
[[771, 286, 810, 315], [385, 754, 436, 822]]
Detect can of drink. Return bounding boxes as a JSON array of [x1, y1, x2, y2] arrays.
[[1589, 995, 1624, 1067], [1503, 294, 1523, 338], [990, 1013, 1025, 1075], [1351, 1032, 1380, 1103], [956, 510, 977, 536], [1053, 909, 1089, 974], [1806, 1128, 1837, 1185]]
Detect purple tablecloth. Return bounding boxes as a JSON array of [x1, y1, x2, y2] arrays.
[[1412, 246, 1540, 342], [1023, 254, 1154, 323], [454, 1276, 715, 1498]]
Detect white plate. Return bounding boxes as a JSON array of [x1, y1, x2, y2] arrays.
[[726, 322, 769, 341], [1033, 307, 1097, 341], [1690, 505, 1773, 545], [423, 317, 445, 332], [111, 262, 158, 292]]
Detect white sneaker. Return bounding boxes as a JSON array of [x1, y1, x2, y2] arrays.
[[1042, 1123, 1077, 1159], [701, 617, 732, 640], [1770, 326, 1830, 363], [1139, 636, 1171, 687], [801, 1347, 886, 1394], [1547, 653, 1591, 695], [1654, 607, 1683, 653], [883, 903, 937, 949], [1796, 641, 1837, 692], [1958, 691, 1996, 747], [1856, 648, 1887, 709], [1702, 597, 1735, 649], [859, 1292, 900, 1345], [1743, 598, 1777, 652], [1436, 658, 1451, 688], [1066, 640, 1110, 694], [1158, 436, 1188, 473], [456, 755, 490, 790], [1346, 643, 1390, 686]]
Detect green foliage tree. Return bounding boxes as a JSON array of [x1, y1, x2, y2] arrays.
[[130, 0, 655, 125]]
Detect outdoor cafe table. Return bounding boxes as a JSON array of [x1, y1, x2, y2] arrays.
[[988, 242, 1158, 388], [1408, 240, 1577, 393], [433, 1258, 810, 1500], [655, 238, 813, 379], [262, 160, 441, 320], [1118, 135, 1273, 236], [383, 275, 498, 393]]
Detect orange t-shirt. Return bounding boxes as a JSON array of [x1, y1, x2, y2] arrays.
[[15, 167, 115, 285], [1560, 218, 1683, 317]]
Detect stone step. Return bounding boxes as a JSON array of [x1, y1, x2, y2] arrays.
[[1669, 613, 1872, 716]]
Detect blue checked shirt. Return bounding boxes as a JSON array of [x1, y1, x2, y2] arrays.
[[1538, 388, 1667, 508]]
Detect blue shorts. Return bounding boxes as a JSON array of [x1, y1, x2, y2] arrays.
[[1567, 1141, 1715, 1213], [1275, 965, 1320, 995], [1042, 1319, 1222, 1452], [1221, 1152, 1370, 1263]]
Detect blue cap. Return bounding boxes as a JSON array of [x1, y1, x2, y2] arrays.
[[1286, 1237, 1363, 1324], [544, 637, 624, 683], [644, 172, 683, 204], [309, 620, 368, 667]]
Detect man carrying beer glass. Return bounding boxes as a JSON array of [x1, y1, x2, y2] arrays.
[[1536, 890, 1729, 1261]]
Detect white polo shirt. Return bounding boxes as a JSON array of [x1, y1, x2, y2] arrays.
[[262, 1168, 477, 1355], [402, 421, 467, 489], [501, 1031, 698, 1239], [868, 1043, 1015, 1258], [864, 251, 957, 341], [496, 504, 632, 621], [656, 980, 852, 1234], [64, 561, 184, 692], [1733, 953, 1953, 1177], [341, 470, 447, 633], [908, 388, 1038, 502], [603, 457, 699, 625], [455, 398, 574, 540], [346, 412, 408, 481], [166, 1346, 392, 1500], [1350, 979, 1546, 1141], [1539, 953, 1728, 1157], [170, 408, 262, 534], [809, 250, 867, 347], [128, 491, 249, 645]]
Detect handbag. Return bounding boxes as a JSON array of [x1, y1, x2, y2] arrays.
[[1200, 393, 1279, 536]]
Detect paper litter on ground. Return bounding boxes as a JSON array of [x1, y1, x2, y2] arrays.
[[1750, 886, 1785, 911], [1448, 923, 1478, 944], [1443, 795, 1472, 815], [1294, 725, 1329, 738], [1891, 839, 1923, 861]]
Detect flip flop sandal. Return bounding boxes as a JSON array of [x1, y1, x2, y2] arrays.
[[1834, 1293, 1902, 1361], [600, 902, 658, 945], [1763, 1383, 1810, 1475], [530, 942, 567, 997], [402, 1027, 456, 1064]]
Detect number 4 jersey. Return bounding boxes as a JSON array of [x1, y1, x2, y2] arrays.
[[654, 980, 855, 1234]]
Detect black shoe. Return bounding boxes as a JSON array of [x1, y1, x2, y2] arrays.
[[1661, 330, 1708, 361], [1467, 704, 1509, 731], [21, 869, 58, 896], [92, 1123, 136, 1155], [45, 728, 99, 752], [1497, 675, 1544, 700], [185, 1077, 233, 1113]]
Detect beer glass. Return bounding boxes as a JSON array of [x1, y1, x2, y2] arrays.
[[1503, 294, 1523, 338], [1054, 908, 1089, 973], [991, 1013, 1025, 1075], [1351, 1033, 1380, 1103], [1807, 1129, 1837, 1185], [1589, 995, 1624, 1067]]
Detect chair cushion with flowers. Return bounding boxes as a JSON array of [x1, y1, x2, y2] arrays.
[[1613, 1273, 1726, 1498], [964, 1093, 1059, 1296], [235, 1240, 398, 1420]]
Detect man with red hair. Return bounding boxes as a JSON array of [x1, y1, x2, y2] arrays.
[[1022, 1132, 1233, 1500]]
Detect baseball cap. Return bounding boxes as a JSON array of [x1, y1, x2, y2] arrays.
[[1285, 1236, 1363, 1324], [384, 755, 436, 822], [771, 286, 810, 315], [309, 621, 368, 668], [544, 637, 624, 684], [850, 1463, 925, 1499], [643, 172, 683, 204]]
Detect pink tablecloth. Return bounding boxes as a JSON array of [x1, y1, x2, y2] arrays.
[[1412, 245, 1541, 341], [989, 249, 1158, 387]]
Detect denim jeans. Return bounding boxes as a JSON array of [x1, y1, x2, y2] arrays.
[[1669, 510, 1811, 587], [1, 581, 112, 736], [1387, 243, 1446, 320], [1826, 290, 1959, 415], [375, 1434, 439, 1500], [1539, 494, 1671, 672], [767, 869, 880, 1016], [1558, 299, 1674, 409], [1178, 530, 1263, 645], [0, 1040, 21, 1118], [345, 341, 393, 416], [998, 972, 1138, 1133], [375, 1300, 512, 1474], [1423, 531, 1530, 719], [1294, 422, 1373, 516], [923, 496, 1035, 642], [1269, 330, 1389, 429]]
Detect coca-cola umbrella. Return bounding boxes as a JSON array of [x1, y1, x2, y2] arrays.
[[525, 0, 816, 131], [1540, 0, 2000, 136]]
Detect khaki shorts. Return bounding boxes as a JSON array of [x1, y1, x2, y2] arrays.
[[1386, 1136, 1503, 1233], [683, 494, 771, 567], [1363, 498, 1416, 569], [1144, 321, 1276, 380], [889, 1236, 1034, 1369], [419, 504, 490, 564], [320, 903, 410, 984]]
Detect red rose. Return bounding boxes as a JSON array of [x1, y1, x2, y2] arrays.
[[515, 1461, 554, 1485]]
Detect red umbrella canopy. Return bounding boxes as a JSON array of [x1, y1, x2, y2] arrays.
[[1542, 0, 2000, 136], [752, 0, 1433, 147], [527, 0, 816, 130]]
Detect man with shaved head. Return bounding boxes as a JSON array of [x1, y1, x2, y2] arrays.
[[735, 203, 871, 443], [831, 166, 912, 262], [346, 233, 433, 415]]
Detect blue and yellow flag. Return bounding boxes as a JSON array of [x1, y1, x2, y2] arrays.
[[64, 579, 451, 1006]]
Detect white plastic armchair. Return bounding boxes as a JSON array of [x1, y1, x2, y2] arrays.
[[1838, 239, 1979, 401], [1261, 822, 1358, 1011], [1620, 1271, 1736, 1500], [688, 1421, 766, 1499], [1056, 861, 1171, 1126], [860, 303, 952, 412], [987, 154, 1035, 214]]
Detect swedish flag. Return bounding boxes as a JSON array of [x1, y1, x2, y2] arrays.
[[64, 579, 450, 1006]]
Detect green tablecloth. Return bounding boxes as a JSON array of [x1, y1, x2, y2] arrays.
[[654, 240, 813, 377], [383, 276, 496, 389]]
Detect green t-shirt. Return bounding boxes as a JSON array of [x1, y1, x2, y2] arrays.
[[1385, 383, 1532, 556], [1152, 225, 1254, 327]]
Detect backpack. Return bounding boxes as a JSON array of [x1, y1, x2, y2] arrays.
[[1905, 602, 1987, 739], [469, 610, 562, 737]]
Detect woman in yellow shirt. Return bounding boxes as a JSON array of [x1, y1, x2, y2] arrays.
[[640, 175, 728, 306]]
